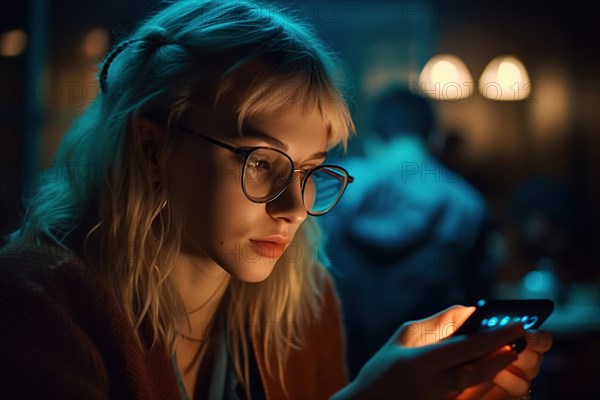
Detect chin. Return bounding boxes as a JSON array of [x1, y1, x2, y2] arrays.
[[228, 260, 278, 283]]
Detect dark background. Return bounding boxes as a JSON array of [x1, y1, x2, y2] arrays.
[[1, 1, 599, 398], [2, 1, 599, 245]]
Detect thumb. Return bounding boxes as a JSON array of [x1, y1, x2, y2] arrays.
[[393, 305, 478, 347], [392, 320, 423, 347]]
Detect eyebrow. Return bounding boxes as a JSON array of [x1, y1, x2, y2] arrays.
[[242, 126, 288, 150], [242, 126, 328, 161]]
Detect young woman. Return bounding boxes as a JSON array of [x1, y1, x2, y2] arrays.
[[0, 1, 551, 399]]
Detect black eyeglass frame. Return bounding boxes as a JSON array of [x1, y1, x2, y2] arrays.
[[179, 126, 354, 216]]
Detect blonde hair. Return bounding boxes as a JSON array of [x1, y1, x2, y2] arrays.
[[14, 1, 354, 398]]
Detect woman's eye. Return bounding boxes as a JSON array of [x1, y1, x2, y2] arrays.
[[249, 159, 272, 170]]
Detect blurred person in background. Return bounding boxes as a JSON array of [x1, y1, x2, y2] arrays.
[[320, 85, 503, 379]]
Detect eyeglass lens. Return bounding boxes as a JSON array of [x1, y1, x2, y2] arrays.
[[243, 148, 347, 215]]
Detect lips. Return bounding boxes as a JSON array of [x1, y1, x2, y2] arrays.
[[249, 236, 290, 259]]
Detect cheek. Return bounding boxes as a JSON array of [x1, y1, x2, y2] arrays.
[[170, 149, 256, 238]]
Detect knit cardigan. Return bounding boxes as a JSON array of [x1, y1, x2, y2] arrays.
[[0, 234, 349, 399]]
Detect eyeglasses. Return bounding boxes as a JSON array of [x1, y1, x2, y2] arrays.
[[180, 126, 354, 216]]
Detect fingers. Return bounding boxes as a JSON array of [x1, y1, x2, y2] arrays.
[[493, 368, 530, 397], [452, 333, 548, 400], [455, 382, 494, 400], [428, 323, 525, 369], [495, 330, 550, 384], [455, 346, 518, 390], [456, 380, 527, 400], [459, 345, 543, 398], [438, 345, 516, 400], [478, 385, 514, 400], [454, 349, 540, 399], [508, 349, 542, 380], [490, 344, 543, 398], [524, 330, 553, 353]]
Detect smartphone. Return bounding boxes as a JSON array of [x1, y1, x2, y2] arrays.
[[450, 298, 555, 353]]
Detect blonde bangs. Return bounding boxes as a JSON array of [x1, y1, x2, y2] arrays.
[[216, 63, 355, 151]]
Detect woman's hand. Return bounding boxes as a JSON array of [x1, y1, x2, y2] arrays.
[[334, 305, 550, 400], [456, 329, 553, 399]]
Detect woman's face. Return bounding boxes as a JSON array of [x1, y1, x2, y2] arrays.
[[171, 103, 328, 282]]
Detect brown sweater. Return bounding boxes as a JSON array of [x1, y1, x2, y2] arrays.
[[0, 234, 349, 399]]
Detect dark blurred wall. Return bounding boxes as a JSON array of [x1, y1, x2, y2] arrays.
[[0, 0, 163, 238]]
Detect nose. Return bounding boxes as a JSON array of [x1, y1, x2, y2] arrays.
[[266, 172, 307, 224]]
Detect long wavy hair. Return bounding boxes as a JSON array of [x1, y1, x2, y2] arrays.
[[13, 0, 354, 397]]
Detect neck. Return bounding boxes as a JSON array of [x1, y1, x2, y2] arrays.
[[171, 251, 231, 338]]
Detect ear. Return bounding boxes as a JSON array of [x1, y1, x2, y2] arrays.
[[135, 118, 168, 183]]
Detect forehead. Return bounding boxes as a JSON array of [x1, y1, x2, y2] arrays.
[[183, 103, 329, 159], [244, 108, 328, 151]]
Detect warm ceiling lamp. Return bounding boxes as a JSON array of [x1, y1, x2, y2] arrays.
[[82, 28, 109, 59], [0, 29, 27, 57], [479, 55, 531, 101], [419, 54, 474, 101]]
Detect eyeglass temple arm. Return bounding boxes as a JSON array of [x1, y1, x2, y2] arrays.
[[179, 126, 250, 157], [320, 165, 354, 183]]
